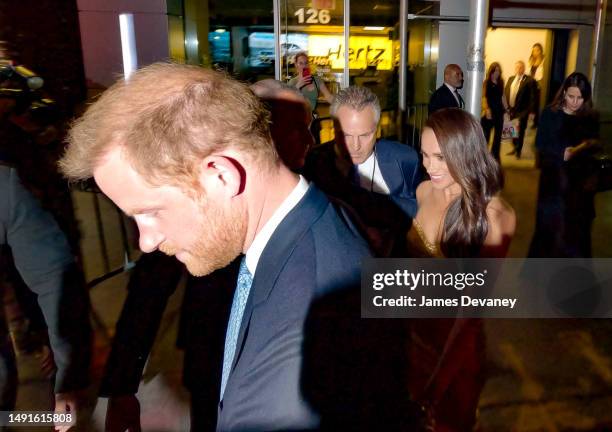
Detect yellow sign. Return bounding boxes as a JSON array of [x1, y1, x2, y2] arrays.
[[307, 35, 393, 70], [312, 0, 335, 9]]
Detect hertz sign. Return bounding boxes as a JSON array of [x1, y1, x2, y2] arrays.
[[307, 35, 393, 70]]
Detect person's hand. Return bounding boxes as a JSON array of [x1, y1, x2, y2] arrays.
[[296, 74, 312, 89], [54, 392, 80, 432], [564, 146, 575, 161], [105, 394, 142, 432], [485, 108, 493, 120]]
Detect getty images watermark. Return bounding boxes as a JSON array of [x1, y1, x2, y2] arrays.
[[361, 258, 612, 318]]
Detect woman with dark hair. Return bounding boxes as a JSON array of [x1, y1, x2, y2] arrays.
[[528, 72, 600, 257], [481, 62, 509, 162], [406, 108, 516, 431], [411, 108, 515, 258]]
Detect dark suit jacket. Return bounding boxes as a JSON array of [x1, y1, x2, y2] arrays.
[[303, 140, 419, 256], [375, 139, 421, 218], [100, 184, 421, 431], [304, 139, 420, 219], [217, 184, 371, 431], [428, 84, 462, 114], [504, 74, 535, 119]]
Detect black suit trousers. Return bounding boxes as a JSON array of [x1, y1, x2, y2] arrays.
[[481, 113, 504, 161], [512, 114, 529, 156]]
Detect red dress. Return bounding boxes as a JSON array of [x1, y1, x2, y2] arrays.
[[406, 221, 487, 431]]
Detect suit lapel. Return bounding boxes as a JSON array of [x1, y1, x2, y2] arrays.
[[228, 185, 329, 374], [376, 141, 401, 195], [444, 85, 458, 108]]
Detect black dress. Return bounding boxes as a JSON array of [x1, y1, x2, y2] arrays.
[[528, 107, 600, 257], [481, 80, 505, 161]]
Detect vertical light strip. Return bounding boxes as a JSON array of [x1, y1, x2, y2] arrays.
[[465, 0, 488, 117], [591, 0, 607, 102], [273, 0, 281, 80], [119, 13, 138, 80], [343, 0, 350, 88], [399, 0, 408, 111]]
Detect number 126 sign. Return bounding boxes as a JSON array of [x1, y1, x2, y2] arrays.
[[294, 8, 332, 24]]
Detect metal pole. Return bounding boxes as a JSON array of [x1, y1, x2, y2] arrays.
[[343, 0, 350, 88], [273, 0, 282, 80], [465, 0, 489, 118], [399, 0, 408, 111], [591, 0, 607, 103], [119, 14, 137, 79]]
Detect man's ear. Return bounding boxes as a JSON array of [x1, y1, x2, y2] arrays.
[[197, 155, 246, 198]]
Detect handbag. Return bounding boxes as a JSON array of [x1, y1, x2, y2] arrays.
[[501, 114, 519, 139]]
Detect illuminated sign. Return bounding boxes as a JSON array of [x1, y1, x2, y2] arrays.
[[312, 0, 335, 9], [294, 8, 331, 24], [307, 35, 393, 70]]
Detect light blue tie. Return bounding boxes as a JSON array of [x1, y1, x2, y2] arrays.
[[220, 257, 253, 400]]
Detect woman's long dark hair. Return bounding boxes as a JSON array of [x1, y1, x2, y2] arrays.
[[549, 72, 593, 115], [425, 108, 503, 257], [484, 62, 504, 89]]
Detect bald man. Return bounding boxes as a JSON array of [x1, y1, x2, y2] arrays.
[[251, 79, 314, 171], [428, 64, 465, 114]]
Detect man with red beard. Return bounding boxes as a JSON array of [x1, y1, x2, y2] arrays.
[[59, 64, 419, 431]]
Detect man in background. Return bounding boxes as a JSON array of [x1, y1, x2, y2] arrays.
[[505, 60, 535, 159], [305, 85, 420, 255], [428, 64, 465, 114], [250, 79, 314, 172]]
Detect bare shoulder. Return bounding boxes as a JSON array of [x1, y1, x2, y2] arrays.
[[416, 180, 433, 205], [481, 196, 516, 257], [486, 196, 516, 235]]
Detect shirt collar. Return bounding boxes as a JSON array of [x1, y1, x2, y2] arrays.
[[357, 150, 376, 170], [245, 175, 309, 276], [444, 82, 457, 93]]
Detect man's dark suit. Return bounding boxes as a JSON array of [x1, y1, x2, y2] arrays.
[[304, 139, 420, 255], [100, 184, 420, 432], [375, 139, 421, 217], [217, 184, 421, 431], [217, 184, 370, 430], [504, 74, 535, 157], [428, 84, 463, 114]]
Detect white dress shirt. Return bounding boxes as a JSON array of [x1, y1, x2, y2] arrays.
[[509, 74, 524, 108], [356, 149, 390, 195], [444, 83, 461, 107], [245, 175, 309, 276]]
